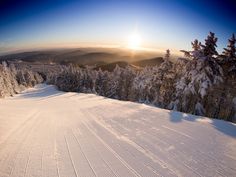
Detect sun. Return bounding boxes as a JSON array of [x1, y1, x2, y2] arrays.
[[127, 32, 141, 50]]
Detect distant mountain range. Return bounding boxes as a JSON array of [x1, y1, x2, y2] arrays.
[[0, 47, 168, 68], [95, 57, 164, 71]]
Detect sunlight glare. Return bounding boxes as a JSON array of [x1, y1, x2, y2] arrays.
[[127, 32, 141, 50]]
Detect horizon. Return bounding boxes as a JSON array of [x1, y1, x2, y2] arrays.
[[0, 0, 236, 55], [0, 45, 183, 58]]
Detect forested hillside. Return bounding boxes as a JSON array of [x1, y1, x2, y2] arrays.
[[0, 61, 43, 97], [46, 32, 236, 122]]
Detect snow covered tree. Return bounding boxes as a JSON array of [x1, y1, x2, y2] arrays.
[[0, 62, 43, 97], [190, 39, 204, 59], [105, 65, 122, 98], [191, 39, 201, 51], [173, 58, 223, 113], [202, 32, 218, 58], [222, 33, 236, 61], [217, 33, 236, 77], [114, 65, 136, 100], [95, 69, 108, 95], [171, 33, 223, 115], [180, 50, 191, 58], [131, 66, 156, 103]]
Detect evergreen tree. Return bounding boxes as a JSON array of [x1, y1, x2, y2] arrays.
[[95, 68, 105, 95], [189, 39, 204, 59], [116, 66, 135, 100], [105, 65, 121, 98], [223, 33, 236, 61], [202, 32, 218, 58], [191, 39, 201, 51], [131, 66, 155, 103]]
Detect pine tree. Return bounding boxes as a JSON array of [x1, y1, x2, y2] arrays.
[[223, 33, 236, 61], [222, 34, 236, 76], [202, 32, 218, 58], [105, 65, 121, 98], [95, 69, 112, 96], [191, 39, 201, 51], [180, 40, 202, 59]]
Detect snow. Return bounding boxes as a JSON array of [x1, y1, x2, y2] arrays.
[[0, 84, 236, 177]]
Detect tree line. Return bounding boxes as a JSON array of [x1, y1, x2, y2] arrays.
[[0, 61, 43, 97], [1, 32, 235, 122], [46, 32, 236, 122]]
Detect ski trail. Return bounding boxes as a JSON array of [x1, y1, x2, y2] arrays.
[[73, 128, 121, 177], [104, 114, 212, 177], [81, 118, 145, 177], [76, 122, 162, 177], [70, 130, 97, 177], [0, 84, 235, 177], [0, 111, 42, 177], [82, 110, 178, 177], [64, 135, 79, 177]]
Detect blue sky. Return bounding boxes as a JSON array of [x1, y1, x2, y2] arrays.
[[0, 0, 235, 54]]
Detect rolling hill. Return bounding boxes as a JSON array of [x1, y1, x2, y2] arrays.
[[0, 48, 165, 67], [132, 57, 164, 67]]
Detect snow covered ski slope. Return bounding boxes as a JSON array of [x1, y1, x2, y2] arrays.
[[0, 84, 235, 177]]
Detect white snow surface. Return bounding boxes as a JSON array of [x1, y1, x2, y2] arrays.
[[0, 84, 236, 177]]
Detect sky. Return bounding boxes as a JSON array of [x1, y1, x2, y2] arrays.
[[0, 0, 235, 55]]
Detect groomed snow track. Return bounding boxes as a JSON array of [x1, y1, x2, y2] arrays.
[[0, 84, 235, 177]]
